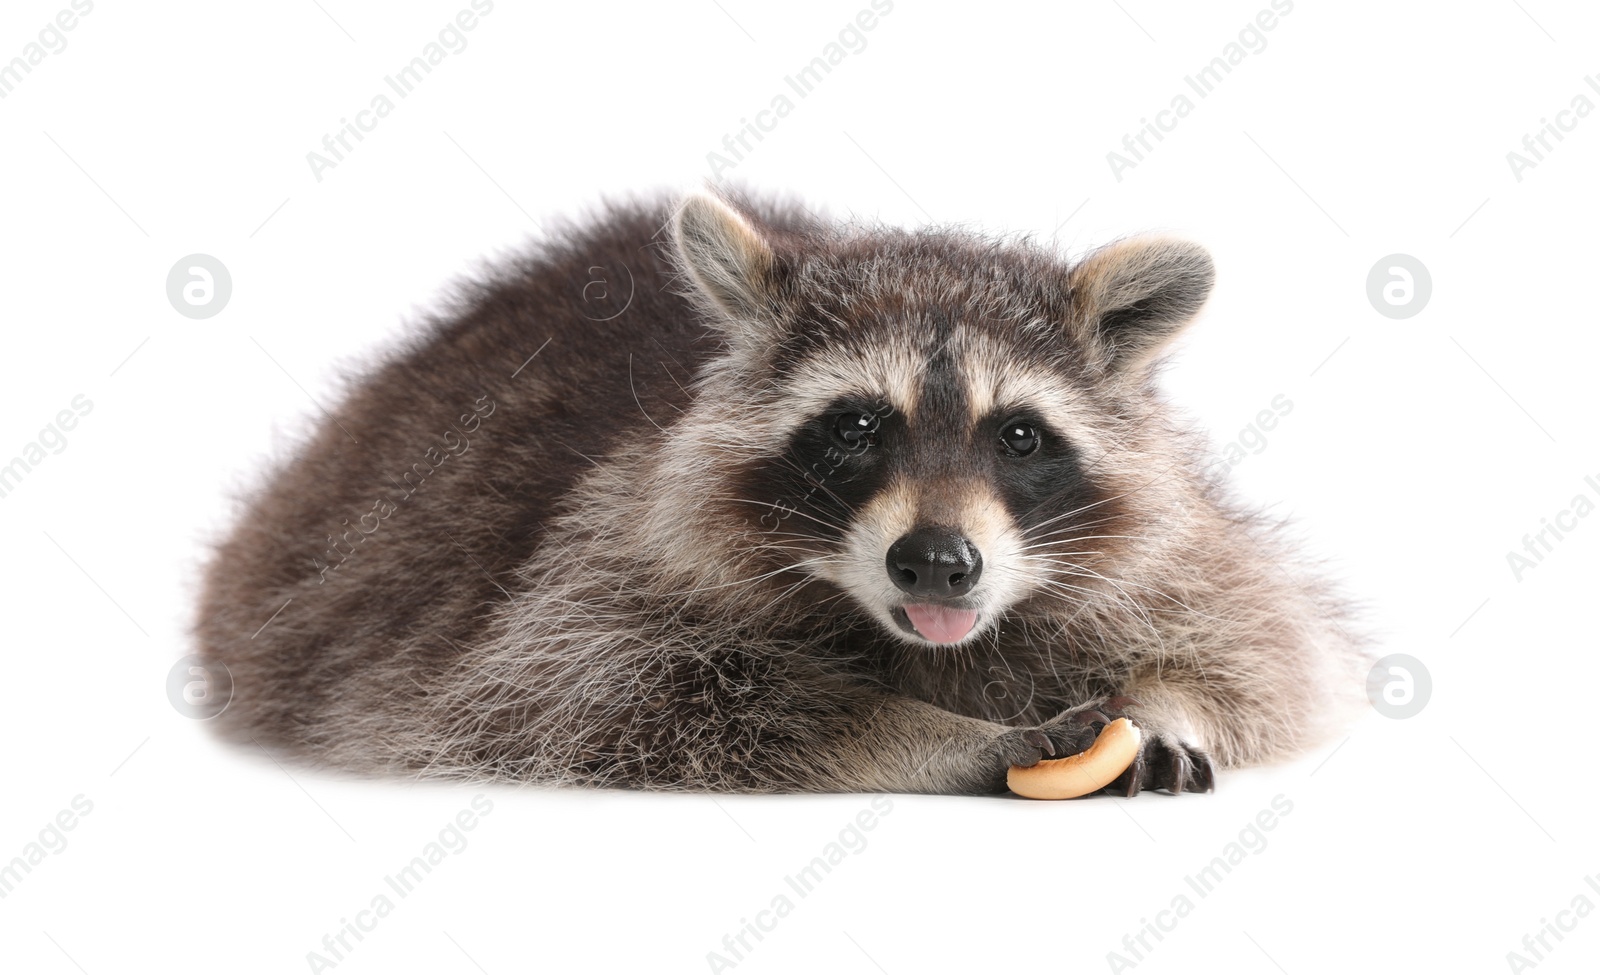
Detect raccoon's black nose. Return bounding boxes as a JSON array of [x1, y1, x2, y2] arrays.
[[886, 529, 983, 599]]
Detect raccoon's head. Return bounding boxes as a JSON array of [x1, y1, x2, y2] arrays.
[[671, 193, 1213, 648]]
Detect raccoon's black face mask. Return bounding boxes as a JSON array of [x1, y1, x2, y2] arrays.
[[673, 193, 1214, 647]]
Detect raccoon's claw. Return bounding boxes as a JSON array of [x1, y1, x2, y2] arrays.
[[995, 726, 1078, 766], [985, 723, 1098, 791], [1011, 728, 1054, 762], [1112, 730, 1215, 798]]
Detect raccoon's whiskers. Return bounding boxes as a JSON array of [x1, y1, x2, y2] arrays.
[[726, 497, 852, 536], [1022, 552, 1235, 631], [678, 556, 839, 599], [1018, 555, 1169, 648], [770, 453, 867, 519], [1015, 536, 1152, 554], [1016, 515, 1141, 547], [1014, 547, 1109, 558], [1018, 489, 1134, 535], [1015, 514, 1129, 549]]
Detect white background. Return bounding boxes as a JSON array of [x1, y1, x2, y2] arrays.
[[2, 1, 1597, 972]]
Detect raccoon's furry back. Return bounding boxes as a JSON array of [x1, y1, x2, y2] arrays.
[[196, 196, 750, 765]]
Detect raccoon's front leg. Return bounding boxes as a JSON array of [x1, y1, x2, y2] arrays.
[[590, 675, 1095, 795], [1041, 695, 1216, 797], [813, 693, 1108, 796]]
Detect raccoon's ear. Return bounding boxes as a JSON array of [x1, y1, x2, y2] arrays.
[[672, 193, 782, 340], [1067, 236, 1214, 373]]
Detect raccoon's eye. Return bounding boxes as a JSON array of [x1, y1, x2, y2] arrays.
[[999, 420, 1039, 457], [834, 411, 880, 449]]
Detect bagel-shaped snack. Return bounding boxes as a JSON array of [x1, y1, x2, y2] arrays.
[[1007, 717, 1142, 799]]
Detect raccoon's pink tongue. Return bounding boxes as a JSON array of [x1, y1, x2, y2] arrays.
[[904, 604, 978, 643]]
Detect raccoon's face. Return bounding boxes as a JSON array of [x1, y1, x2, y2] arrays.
[[758, 368, 1094, 647], [673, 194, 1213, 647]]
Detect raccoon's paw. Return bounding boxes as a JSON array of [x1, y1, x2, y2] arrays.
[[1040, 697, 1215, 798], [977, 717, 1106, 793], [1111, 723, 1215, 798]]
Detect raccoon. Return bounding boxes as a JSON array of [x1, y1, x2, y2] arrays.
[[195, 191, 1367, 796]]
